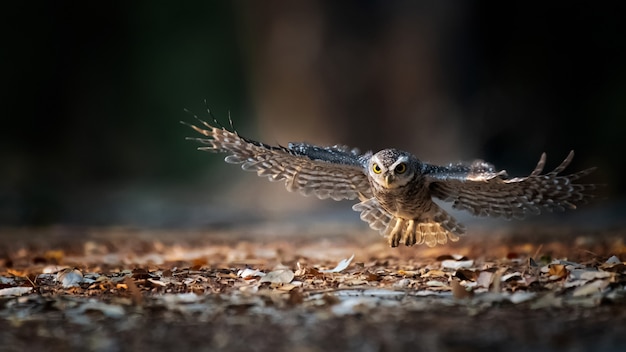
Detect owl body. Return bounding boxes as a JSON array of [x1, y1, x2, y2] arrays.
[[183, 115, 596, 248], [366, 149, 431, 218]]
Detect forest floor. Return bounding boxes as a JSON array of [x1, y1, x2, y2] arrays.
[[1, 223, 625, 352]]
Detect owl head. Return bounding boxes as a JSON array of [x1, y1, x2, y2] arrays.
[[368, 149, 421, 189]]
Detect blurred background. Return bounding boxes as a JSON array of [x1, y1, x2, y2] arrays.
[[1, 1, 624, 230]]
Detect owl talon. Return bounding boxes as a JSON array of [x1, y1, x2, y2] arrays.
[[388, 233, 401, 247], [403, 220, 417, 246], [403, 232, 416, 246]]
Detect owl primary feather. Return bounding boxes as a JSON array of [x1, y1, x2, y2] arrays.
[[182, 114, 596, 248]]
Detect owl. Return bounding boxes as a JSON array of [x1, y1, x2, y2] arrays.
[[182, 114, 596, 247]]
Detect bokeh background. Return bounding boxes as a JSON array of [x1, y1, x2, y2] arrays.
[[1, 1, 624, 230]]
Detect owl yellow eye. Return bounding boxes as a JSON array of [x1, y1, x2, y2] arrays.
[[372, 163, 382, 174], [395, 163, 407, 174]]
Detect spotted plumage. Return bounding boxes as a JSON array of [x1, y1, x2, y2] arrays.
[[182, 112, 596, 248]]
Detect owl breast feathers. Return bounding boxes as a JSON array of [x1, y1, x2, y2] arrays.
[[182, 114, 597, 248]]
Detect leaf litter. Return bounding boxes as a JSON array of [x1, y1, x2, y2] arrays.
[[1, 226, 625, 350]]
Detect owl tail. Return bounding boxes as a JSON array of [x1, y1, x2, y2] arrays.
[[353, 199, 464, 248]]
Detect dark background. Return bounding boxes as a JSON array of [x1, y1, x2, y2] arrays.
[[1, 1, 624, 228]]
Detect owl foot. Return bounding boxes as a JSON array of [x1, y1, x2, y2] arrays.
[[353, 199, 464, 247]]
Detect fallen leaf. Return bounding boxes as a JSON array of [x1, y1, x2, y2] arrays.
[[393, 278, 412, 288], [572, 280, 610, 297], [501, 272, 523, 282], [548, 264, 566, 276], [147, 278, 167, 287], [237, 268, 265, 279], [320, 254, 355, 273], [294, 262, 306, 276], [580, 270, 612, 280], [421, 269, 447, 278], [131, 268, 152, 280], [605, 255, 621, 264], [441, 259, 474, 270], [364, 272, 381, 281], [455, 268, 478, 281], [0, 286, 32, 296], [451, 279, 472, 299], [490, 267, 508, 293], [56, 268, 83, 288], [546, 264, 567, 280], [397, 270, 419, 277], [259, 269, 295, 284], [426, 280, 447, 287]]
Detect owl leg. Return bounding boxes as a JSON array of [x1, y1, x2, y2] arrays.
[[403, 220, 418, 246], [353, 199, 464, 247], [353, 199, 406, 247], [385, 218, 404, 247]]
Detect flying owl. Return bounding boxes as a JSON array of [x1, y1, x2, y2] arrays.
[[182, 113, 596, 248]]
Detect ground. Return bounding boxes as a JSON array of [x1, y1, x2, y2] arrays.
[[1, 223, 625, 352]]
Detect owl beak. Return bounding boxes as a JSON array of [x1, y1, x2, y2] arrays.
[[384, 174, 393, 187]]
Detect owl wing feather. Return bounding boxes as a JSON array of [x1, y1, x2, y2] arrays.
[[182, 117, 372, 201], [427, 151, 596, 219]]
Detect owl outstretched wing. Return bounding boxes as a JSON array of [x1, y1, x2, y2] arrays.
[[182, 116, 372, 201], [426, 151, 596, 219]]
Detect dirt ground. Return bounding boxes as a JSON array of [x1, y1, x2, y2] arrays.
[[1, 224, 625, 352]]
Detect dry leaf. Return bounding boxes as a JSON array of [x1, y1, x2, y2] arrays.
[[476, 271, 494, 289], [451, 279, 472, 299], [56, 268, 84, 288], [501, 272, 523, 282], [238, 268, 265, 279], [455, 268, 478, 281], [320, 254, 355, 273], [490, 267, 508, 293], [147, 278, 167, 287], [0, 286, 32, 296], [426, 280, 447, 287], [572, 280, 610, 297], [441, 259, 474, 270], [277, 284, 297, 291], [605, 255, 621, 264], [547, 264, 567, 280], [421, 269, 446, 278], [259, 269, 295, 284]]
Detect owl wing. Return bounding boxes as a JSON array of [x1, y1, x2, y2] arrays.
[[182, 117, 372, 201], [426, 151, 596, 219]]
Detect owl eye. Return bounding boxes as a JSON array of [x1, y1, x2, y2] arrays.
[[395, 163, 407, 174], [372, 163, 382, 174]]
